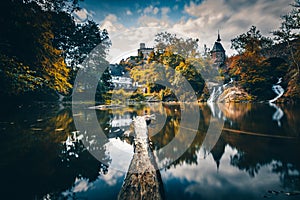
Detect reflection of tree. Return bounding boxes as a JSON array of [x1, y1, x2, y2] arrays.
[[151, 104, 206, 167], [223, 131, 300, 188], [282, 105, 300, 137], [272, 161, 300, 190], [230, 151, 262, 177], [0, 104, 110, 199]]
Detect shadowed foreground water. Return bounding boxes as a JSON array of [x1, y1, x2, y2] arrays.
[[0, 102, 299, 200]]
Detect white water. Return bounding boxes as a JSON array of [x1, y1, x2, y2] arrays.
[[269, 103, 284, 127], [268, 77, 285, 126], [207, 86, 223, 103], [269, 78, 284, 103], [208, 79, 234, 103]]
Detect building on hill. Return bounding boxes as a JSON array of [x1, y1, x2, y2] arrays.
[[138, 43, 154, 60], [109, 64, 136, 90], [211, 32, 226, 68]]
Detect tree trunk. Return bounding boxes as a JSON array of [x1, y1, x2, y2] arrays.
[[118, 116, 164, 200]]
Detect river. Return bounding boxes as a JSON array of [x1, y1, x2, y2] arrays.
[[0, 102, 299, 199]]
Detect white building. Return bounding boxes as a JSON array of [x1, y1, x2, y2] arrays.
[[109, 64, 136, 90]]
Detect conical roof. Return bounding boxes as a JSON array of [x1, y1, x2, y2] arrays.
[[211, 32, 225, 52], [212, 42, 225, 52]]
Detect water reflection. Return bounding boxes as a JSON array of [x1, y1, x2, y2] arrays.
[[0, 102, 300, 199], [269, 102, 284, 127]]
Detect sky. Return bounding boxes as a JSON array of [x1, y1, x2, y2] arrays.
[[73, 0, 294, 63]]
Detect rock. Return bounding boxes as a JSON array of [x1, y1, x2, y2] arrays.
[[218, 86, 253, 103]]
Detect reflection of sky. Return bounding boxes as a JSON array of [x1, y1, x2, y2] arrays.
[[60, 143, 300, 199], [61, 169, 125, 200], [161, 145, 285, 200], [105, 138, 134, 172]]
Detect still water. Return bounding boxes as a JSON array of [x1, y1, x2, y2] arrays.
[[0, 102, 299, 200]]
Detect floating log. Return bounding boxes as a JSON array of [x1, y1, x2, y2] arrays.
[[118, 116, 164, 200]]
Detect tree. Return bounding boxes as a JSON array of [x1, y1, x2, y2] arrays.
[[231, 26, 273, 54], [0, 0, 71, 95], [273, 0, 300, 77], [25, 0, 82, 13], [155, 32, 199, 58], [0, 0, 110, 100], [229, 26, 281, 99]]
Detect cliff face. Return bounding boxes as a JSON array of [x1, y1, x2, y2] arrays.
[[218, 87, 253, 103]]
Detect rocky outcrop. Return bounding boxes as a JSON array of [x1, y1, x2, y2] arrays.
[[218, 87, 253, 103]]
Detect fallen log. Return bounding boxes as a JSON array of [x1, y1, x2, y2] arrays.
[[118, 116, 164, 200]]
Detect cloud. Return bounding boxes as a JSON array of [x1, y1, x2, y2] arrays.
[[98, 0, 294, 62], [161, 7, 170, 17], [108, 26, 163, 63], [126, 10, 132, 15], [137, 15, 170, 28], [100, 14, 127, 33], [100, 14, 162, 63], [144, 5, 159, 15], [175, 0, 295, 55], [153, 7, 159, 15]]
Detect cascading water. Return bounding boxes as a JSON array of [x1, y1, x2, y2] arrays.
[[268, 77, 285, 126], [269, 78, 284, 103], [207, 86, 223, 103], [207, 78, 233, 103]]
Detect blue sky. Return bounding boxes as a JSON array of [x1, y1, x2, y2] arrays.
[[73, 0, 294, 63]]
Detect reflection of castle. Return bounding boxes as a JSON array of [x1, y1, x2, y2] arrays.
[[211, 32, 226, 68], [210, 137, 226, 171]]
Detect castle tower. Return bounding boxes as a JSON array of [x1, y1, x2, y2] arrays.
[[138, 43, 154, 60], [211, 31, 226, 67]]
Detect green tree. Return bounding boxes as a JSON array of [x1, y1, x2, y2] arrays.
[[155, 32, 199, 58], [231, 26, 273, 54], [0, 0, 110, 100], [272, 0, 300, 100], [273, 0, 300, 76]]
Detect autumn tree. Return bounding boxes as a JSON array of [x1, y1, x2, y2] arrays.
[[155, 32, 200, 58], [229, 26, 280, 99], [0, 0, 110, 101], [0, 0, 71, 96]]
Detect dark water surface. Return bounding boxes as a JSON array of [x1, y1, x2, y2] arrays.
[[0, 102, 299, 200]]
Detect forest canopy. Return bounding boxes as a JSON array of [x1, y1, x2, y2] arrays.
[[0, 0, 110, 101]]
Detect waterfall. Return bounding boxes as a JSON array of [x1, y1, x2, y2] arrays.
[[208, 78, 234, 103], [268, 78, 284, 126], [207, 86, 223, 103], [269, 78, 284, 103]]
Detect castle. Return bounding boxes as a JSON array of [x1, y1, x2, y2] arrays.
[[137, 43, 154, 60], [136, 32, 226, 67], [210, 32, 226, 67]]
